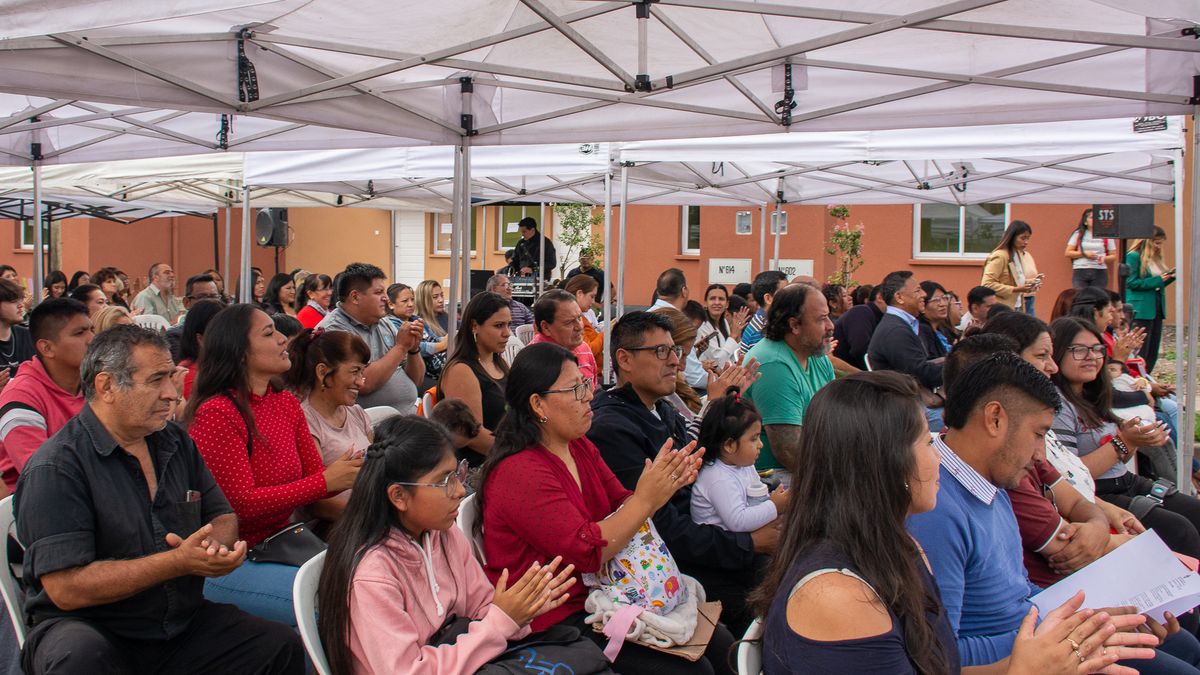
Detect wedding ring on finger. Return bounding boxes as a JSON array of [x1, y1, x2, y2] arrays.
[[1073, 649, 1084, 664], [670, 474, 679, 482], [1065, 637, 1081, 651]]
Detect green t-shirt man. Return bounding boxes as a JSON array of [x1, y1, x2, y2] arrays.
[[744, 337, 835, 471]]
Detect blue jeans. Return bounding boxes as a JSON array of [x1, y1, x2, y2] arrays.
[[1127, 630, 1200, 674], [1159, 396, 1180, 447], [1022, 295, 1036, 317], [925, 406, 945, 433], [203, 560, 299, 628]]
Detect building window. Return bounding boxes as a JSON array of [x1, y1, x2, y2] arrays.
[[500, 204, 535, 250], [914, 203, 1007, 258], [19, 220, 48, 250], [432, 210, 479, 255], [681, 205, 701, 254]]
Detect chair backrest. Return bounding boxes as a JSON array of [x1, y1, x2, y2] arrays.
[[516, 323, 535, 346], [863, 353, 873, 372], [737, 618, 764, 675], [132, 314, 171, 332], [293, 550, 332, 675], [363, 405, 401, 428], [421, 392, 436, 419], [0, 496, 26, 647], [455, 493, 486, 565]]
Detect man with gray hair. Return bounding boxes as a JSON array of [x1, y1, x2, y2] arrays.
[[485, 274, 533, 327], [14, 325, 304, 675], [132, 262, 184, 324]]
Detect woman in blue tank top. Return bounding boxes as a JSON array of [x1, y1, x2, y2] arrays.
[[748, 371, 1157, 674]]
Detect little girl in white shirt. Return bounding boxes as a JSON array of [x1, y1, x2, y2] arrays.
[[690, 388, 788, 532]]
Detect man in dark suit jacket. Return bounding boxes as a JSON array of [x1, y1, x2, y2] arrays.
[[867, 270, 944, 392], [832, 284, 885, 370]]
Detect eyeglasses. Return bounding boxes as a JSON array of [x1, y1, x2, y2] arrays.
[[539, 378, 594, 402], [392, 459, 469, 498], [1065, 344, 1107, 360], [624, 344, 684, 360], [926, 296, 948, 305]]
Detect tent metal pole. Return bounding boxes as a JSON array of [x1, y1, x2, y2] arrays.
[[617, 164, 629, 317], [31, 164, 43, 304], [759, 204, 767, 272], [460, 140, 472, 313], [1173, 148, 1186, 489], [539, 204, 545, 284], [772, 204, 782, 269], [480, 204, 488, 272], [223, 200, 231, 293], [1183, 110, 1200, 493], [602, 166, 614, 384], [447, 139, 465, 351], [240, 186, 251, 302]]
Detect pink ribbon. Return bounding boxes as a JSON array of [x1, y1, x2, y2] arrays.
[[601, 604, 644, 661]]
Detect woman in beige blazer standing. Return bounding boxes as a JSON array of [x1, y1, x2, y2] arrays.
[[981, 220, 1043, 315]]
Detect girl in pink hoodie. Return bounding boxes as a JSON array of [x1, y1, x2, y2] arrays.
[[318, 416, 577, 675]]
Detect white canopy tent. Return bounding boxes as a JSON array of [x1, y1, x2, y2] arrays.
[[0, 0, 1197, 483]]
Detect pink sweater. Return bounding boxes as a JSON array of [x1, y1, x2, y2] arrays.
[[347, 526, 530, 675]]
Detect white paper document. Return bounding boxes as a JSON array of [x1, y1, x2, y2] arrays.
[[1032, 531, 1200, 623]]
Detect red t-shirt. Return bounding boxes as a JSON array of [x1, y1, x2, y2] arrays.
[[189, 388, 329, 547], [1007, 460, 1066, 588], [481, 437, 632, 631]]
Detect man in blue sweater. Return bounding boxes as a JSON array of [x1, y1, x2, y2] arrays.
[[909, 352, 1200, 672]]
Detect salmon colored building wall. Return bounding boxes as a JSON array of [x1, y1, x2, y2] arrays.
[[287, 208, 390, 277]]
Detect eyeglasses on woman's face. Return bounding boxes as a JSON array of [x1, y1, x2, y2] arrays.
[[539, 378, 594, 402], [1065, 344, 1107, 361], [624, 344, 684, 361], [392, 459, 469, 498]]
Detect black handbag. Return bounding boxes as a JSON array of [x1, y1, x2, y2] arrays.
[[247, 522, 326, 567], [431, 615, 614, 674]]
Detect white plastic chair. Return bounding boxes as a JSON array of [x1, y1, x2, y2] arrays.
[[737, 618, 764, 675], [363, 405, 401, 428], [421, 392, 436, 419], [515, 324, 535, 346], [132, 314, 171, 332], [455, 493, 486, 565], [293, 550, 332, 675], [863, 353, 873, 372], [0, 496, 26, 647]]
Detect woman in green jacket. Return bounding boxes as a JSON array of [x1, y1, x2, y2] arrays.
[[1124, 226, 1175, 372]]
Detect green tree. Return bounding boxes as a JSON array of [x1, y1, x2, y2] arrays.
[[554, 203, 604, 278]]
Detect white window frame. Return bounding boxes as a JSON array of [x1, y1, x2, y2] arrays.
[[432, 214, 453, 254], [19, 219, 48, 251], [680, 205, 701, 255], [912, 203, 1010, 260]]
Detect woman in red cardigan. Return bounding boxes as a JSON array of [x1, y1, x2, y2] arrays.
[[185, 303, 362, 626], [478, 342, 735, 675]]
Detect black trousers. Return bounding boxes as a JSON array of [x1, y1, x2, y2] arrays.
[[22, 601, 305, 675], [1133, 317, 1164, 374], [562, 610, 736, 675], [1072, 267, 1109, 290], [1096, 473, 1200, 558]]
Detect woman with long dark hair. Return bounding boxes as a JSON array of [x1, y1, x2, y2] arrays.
[[1065, 208, 1116, 289], [176, 298, 224, 399], [479, 343, 734, 675], [93, 267, 129, 310], [295, 273, 333, 328], [318, 415, 578, 675], [1068, 287, 1144, 363], [66, 270, 90, 292], [751, 370, 1148, 674], [696, 283, 747, 368], [42, 270, 67, 299], [438, 291, 511, 466], [262, 272, 298, 318], [1049, 317, 1200, 554], [186, 304, 362, 625], [385, 282, 414, 331], [1125, 226, 1175, 373], [983, 220, 1042, 313]]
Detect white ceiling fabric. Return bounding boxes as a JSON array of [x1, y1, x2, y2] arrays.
[[0, 0, 1195, 147]]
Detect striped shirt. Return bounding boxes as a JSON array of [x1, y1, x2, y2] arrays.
[[936, 434, 998, 505], [1051, 392, 1124, 480]]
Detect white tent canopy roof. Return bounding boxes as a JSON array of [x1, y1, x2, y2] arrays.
[[240, 116, 1184, 205], [0, 1, 1196, 146]]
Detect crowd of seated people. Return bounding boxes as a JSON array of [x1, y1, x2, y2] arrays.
[[0, 235, 1194, 675]]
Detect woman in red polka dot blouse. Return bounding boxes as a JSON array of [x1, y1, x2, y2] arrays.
[[184, 304, 363, 626]]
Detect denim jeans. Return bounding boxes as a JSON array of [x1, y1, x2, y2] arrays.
[[203, 559, 300, 628], [1072, 267, 1109, 289], [1021, 295, 1036, 317], [1159, 396, 1180, 447], [925, 406, 945, 433], [1126, 630, 1200, 674]]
